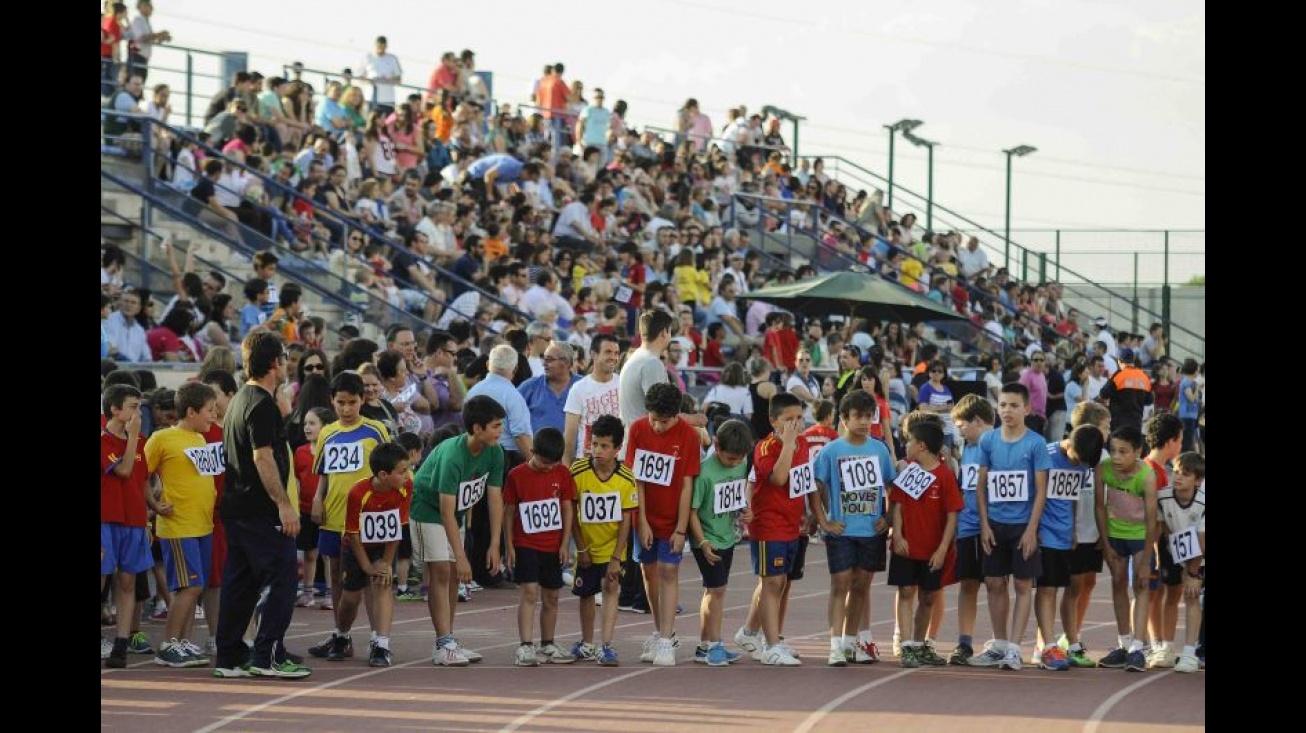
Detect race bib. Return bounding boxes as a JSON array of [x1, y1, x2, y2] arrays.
[[323, 441, 364, 474], [184, 443, 225, 476], [456, 473, 488, 512], [580, 492, 621, 524], [789, 462, 816, 499], [893, 463, 937, 501], [1168, 525, 1203, 563], [633, 449, 675, 487], [987, 470, 1028, 503], [1046, 469, 1083, 501], [360, 508, 402, 543], [714, 479, 747, 515], [838, 455, 885, 494], [614, 285, 633, 304], [959, 464, 979, 492], [519, 498, 563, 534]]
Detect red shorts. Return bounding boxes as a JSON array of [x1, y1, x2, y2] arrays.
[[207, 518, 226, 588], [938, 543, 959, 588]]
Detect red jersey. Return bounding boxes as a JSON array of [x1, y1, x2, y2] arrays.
[[504, 462, 574, 552], [870, 395, 891, 441], [101, 16, 122, 59], [889, 461, 964, 561], [294, 443, 320, 515], [802, 424, 839, 461], [1144, 458, 1170, 490], [624, 416, 702, 539], [684, 327, 703, 366], [703, 340, 725, 368], [747, 434, 812, 542], [344, 477, 410, 546], [624, 263, 645, 309], [763, 328, 801, 371], [101, 428, 149, 527]]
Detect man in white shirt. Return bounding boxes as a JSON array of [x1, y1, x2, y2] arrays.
[[563, 334, 622, 462], [520, 271, 576, 323], [1092, 317, 1118, 357], [1086, 355, 1109, 400], [955, 235, 990, 279], [551, 193, 602, 251], [723, 250, 750, 295], [360, 35, 403, 115], [124, 0, 170, 81], [104, 289, 153, 362]]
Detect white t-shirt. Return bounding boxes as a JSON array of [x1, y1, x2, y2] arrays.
[[126, 16, 155, 59], [362, 53, 403, 105], [562, 374, 621, 460], [785, 372, 821, 423], [956, 246, 989, 277], [1086, 374, 1108, 400], [703, 384, 751, 416]]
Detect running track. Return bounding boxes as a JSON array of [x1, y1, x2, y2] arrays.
[[100, 543, 1204, 732]]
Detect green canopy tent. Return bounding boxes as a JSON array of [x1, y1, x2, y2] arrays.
[[746, 271, 970, 325]]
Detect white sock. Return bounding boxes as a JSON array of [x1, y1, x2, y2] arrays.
[[397, 585, 408, 593], [1182, 644, 1195, 658], [1128, 639, 1145, 653], [1118, 634, 1132, 650], [904, 640, 920, 649], [1033, 642, 1043, 654], [375, 635, 390, 650], [858, 630, 874, 643], [1069, 642, 1083, 652], [994, 639, 1010, 652], [842, 635, 854, 650], [370, 630, 379, 643], [334, 628, 349, 639], [830, 637, 842, 652]]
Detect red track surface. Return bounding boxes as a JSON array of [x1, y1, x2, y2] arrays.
[[101, 542, 1204, 732]]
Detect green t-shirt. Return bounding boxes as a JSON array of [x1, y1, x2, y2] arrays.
[[1102, 460, 1153, 541], [257, 90, 281, 119], [690, 455, 749, 549], [411, 435, 505, 526]]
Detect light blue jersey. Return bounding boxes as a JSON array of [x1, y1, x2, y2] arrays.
[[1040, 443, 1090, 550], [812, 436, 897, 537], [979, 427, 1053, 525], [956, 442, 984, 538]]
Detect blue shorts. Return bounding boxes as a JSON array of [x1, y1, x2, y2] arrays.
[[318, 528, 343, 559], [101, 523, 153, 575], [1108, 537, 1147, 559], [751, 539, 801, 578], [635, 538, 684, 566], [162, 534, 214, 591], [825, 534, 888, 574]]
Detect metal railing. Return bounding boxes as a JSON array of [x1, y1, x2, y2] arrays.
[[804, 154, 1205, 357]]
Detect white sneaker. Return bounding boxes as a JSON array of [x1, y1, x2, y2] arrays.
[[1029, 647, 1043, 666], [101, 637, 113, 660], [561, 571, 575, 587], [761, 644, 802, 667], [594, 594, 603, 607], [453, 639, 482, 663], [653, 638, 676, 666], [1147, 645, 1176, 669], [640, 634, 660, 663], [194, 606, 206, 620], [433, 641, 469, 667], [734, 627, 761, 656], [827, 647, 848, 667], [515, 644, 539, 667], [539, 643, 575, 664], [778, 641, 801, 661], [1174, 652, 1200, 674], [998, 646, 1023, 671]]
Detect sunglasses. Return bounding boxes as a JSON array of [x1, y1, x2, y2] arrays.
[[303, 363, 326, 373]]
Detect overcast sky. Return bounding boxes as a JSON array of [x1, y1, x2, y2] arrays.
[[150, 0, 1204, 281]]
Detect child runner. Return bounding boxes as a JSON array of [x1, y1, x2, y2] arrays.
[[947, 394, 993, 665], [689, 419, 752, 666]]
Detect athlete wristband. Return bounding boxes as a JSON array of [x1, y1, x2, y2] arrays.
[[673, 530, 686, 537], [698, 540, 711, 549]]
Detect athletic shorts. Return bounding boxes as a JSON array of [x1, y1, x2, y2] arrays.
[[101, 523, 153, 575], [513, 546, 564, 590], [825, 534, 887, 575], [161, 534, 214, 592], [982, 521, 1041, 581], [208, 519, 227, 588], [751, 538, 801, 578], [410, 520, 456, 563], [635, 538, 684, 566], [1068, 542, 1103, 575], [296, 513, 320, 552], [340, 544, 387, 592], [888, 554, 945, 591], [1037, 548, 1072, 588], [691, 545, 735, 589], [317, 528, 343, 559], [955, 535, 984, 582]]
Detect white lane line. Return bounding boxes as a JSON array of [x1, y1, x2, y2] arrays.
[[791, 670, 916, 733], [1082, 671, 1171, 733], [499, 669, 658, 733]]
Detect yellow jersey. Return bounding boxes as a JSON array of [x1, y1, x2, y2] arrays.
[[570, 458, 638, 564], [312, 417, 390, 532], [144, 425, 219, 539]]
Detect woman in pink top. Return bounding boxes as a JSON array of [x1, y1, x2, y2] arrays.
[[386, 104, 424, 172]]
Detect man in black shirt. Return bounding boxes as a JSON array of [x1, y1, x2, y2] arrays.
[[214, 331, 311, 679]]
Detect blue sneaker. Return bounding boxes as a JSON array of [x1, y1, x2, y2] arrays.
[[570, 641, 597, 662], [1124, 649, 1147, 672], [720, 646, 742, 664], [596, 644, 620, 667], [705, 642, 731, 667], [694, 644, 710, 664]]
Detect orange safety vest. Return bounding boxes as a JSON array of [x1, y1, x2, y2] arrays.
[[1111, 366, 1152, 393]]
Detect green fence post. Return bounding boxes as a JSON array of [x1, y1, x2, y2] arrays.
[[1163, 231, 1171, 354], [1039, 252, 1047, 284], [792, 119, 799, 160], [185, 53, 193, 128], [1054, 230, 1061, 280], [1131, 253, 1139, 334]]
